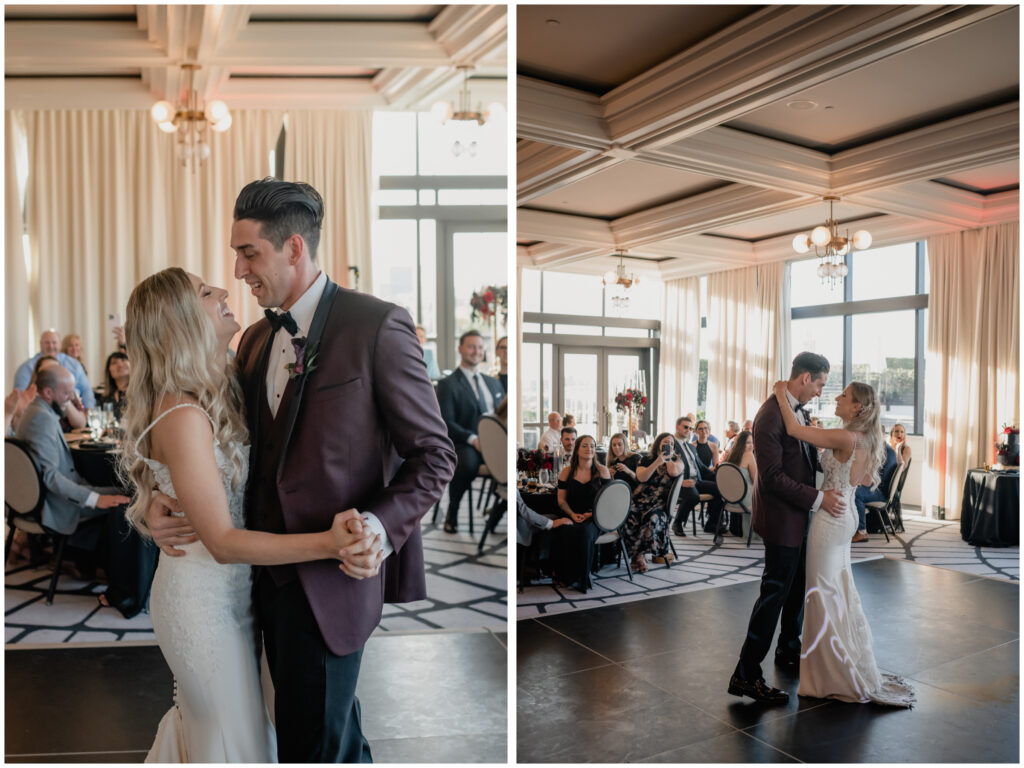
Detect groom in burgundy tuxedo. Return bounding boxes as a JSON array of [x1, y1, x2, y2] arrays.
[[151, 179, 455, 761], [728, 351, 846, 705]]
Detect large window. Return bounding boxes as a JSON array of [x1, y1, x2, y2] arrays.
[[790, 242, 928, 433], [372, 112, 507, 373], [520, 269, 661, 446]]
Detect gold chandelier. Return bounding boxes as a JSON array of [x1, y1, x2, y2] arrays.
[[792, 195, 872, 290], [603, 253, 639, 312], [150, 64, 232, 169], [430, 66, 503, 157]]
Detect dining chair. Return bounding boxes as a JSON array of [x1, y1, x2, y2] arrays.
[[892, 457, 912, 532], [714, 463, 754, 547], [663, 475, 684, 565], [865, 460, 906, 542], [476, 414, 507, 553], [591, 479, 633, 581]]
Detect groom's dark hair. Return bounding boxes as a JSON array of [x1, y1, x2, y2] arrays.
[[790, 351, 830, 381], [234, 178, 324, 261]]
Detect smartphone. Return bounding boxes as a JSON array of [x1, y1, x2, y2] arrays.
[[107, 313, 121, 333], [661, 443, 672, 457]]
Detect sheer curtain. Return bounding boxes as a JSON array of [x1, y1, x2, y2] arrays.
[[12, 109, 283, 379], [706, 262, 788, 434], [659, 276, 700, 427], [284, 111, 373, 293], [924, 222, 1019, 519], [5, 112, 30, 380]]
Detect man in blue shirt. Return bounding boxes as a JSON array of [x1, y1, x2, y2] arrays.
[[853, 441, 898, 541], [12, 329, 95, 408]]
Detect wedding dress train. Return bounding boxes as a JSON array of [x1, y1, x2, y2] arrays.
[[138, 403, 277, 762], [799, 438, 915, 707]]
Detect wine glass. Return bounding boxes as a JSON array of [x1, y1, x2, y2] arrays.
[[86, 409, 102, 439]]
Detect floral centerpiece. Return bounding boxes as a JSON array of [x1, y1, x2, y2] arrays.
[[614, 387, 647, 449], [995, 424, 1019, 469], [470, 284, 508, 369], [517, 448, 554, 476]]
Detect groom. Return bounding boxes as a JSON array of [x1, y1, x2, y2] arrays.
[[728, 351, 845, 704], [149, 179, 456, 761]]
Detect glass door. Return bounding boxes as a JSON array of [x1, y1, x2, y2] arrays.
[[556, 346, 646, 443]]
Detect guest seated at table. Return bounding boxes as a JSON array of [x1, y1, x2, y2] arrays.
[[98, 351, 131, 420], [742, 419, 753, 433], [517, 488, 570, 585], [495, 336, 508, 393], [538, 412, 562, 453], [13, 329, 95, 408], [550, 435, 609, 592], [671, 416, 726, 542], [61, 333, 87, 376], [31, 356, 86, 431], [623, 432, 683, 573], [722, 430, 757, 505], [559, 426, 577, 457], [414, 324, 442, 380], [889, 423, 912, 465], [562, 413, 576, 429], [604, 432, 640, 489], [852, 441, 898, 542], [694, 420, 719, 468], [720, 420, 741, 457], [14, 367, 130, 571]]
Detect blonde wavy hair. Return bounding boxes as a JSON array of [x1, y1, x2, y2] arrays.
[[118, 267, 248, 535], [844, 381, 886, 490]]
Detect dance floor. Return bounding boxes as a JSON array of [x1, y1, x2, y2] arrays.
[[6, 629, 507, 763], [518, 558, 1018, 763]]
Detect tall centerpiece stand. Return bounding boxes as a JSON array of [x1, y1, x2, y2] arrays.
[[614, 371, 647, 450]]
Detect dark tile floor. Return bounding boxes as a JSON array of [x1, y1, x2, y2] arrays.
[[7, 630, 506, 763], [518, 558, 1019, 763]]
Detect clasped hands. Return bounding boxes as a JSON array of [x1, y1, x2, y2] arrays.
[[147, 492, 385, 579]]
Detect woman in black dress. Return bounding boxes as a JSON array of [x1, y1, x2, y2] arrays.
[[551, 434, 610, 592], [98, 351, 130, 420], [694, 420, 719, 469], [604, 432, 640, 489], [622, 432, 683, 573]]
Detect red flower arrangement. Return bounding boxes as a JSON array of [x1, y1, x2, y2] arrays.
[[517, 448, 554, 473], [470, 284, 508, 325], [614, 387, 647, 417], [996, 424, 1019, 467]]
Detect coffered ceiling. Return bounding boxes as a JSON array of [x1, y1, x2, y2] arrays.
[[5, 4, 507, 111], [517, 4, 1019, 281]]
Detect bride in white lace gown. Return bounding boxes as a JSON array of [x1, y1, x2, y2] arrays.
[[119, 268, 380, 762], [773, 380, 915, 708]]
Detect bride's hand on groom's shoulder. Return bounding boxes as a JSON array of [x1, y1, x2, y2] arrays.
[[773, 380, 787, 399]]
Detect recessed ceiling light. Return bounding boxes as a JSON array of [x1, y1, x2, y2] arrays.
[[546, 19, 560, 27], [787, 100, 818, 111]]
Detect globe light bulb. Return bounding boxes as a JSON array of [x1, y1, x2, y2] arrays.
[[837, 240, 849, 256], [603, 270, 617, 285], [452, 140, 463, 157], [211, 114, 232, 133], [158, 120, 178, 134], [431, 100, 453, 123], [197, 142, 211, 160], [151, 101, 174, 123], [792, 234, 811, 254], [852, 230, 873, 250], [839, 263, 849, 277], [811, 225, 831, 247], [205, 100, 228, 122]]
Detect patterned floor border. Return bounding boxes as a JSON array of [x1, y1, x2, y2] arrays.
[[517, 513, 1018, 619], [5, 509, 507, 647]]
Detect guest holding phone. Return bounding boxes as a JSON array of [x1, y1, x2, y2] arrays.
[[622, 433, 683, 573], [604, 432, 640, 489]]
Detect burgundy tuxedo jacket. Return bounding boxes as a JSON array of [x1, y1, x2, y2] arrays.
[[236, 281, 456, 656], [750, 396, 819, 548]]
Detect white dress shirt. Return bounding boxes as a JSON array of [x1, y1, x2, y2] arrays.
[[265, 271, 392, 558], [538, 427, 560, 453], [784, 389, 823, 512]]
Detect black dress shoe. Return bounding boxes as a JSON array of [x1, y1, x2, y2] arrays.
[[728, 674, 789, 704], [713, 533, 723, 546], [443, 521, 458, 534], [671, 524, 686, 537], [774, 651, 800, 671]]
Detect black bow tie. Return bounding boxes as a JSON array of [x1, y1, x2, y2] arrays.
[[265, 309, 298, 336], [794, 402, 808, 415]]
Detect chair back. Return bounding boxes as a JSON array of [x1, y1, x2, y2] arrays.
[[886, 461, 906, 506], [5, 438, 44, 518], [592, 479, 631, 533], [895, 457, 912, 495], [476, 414, 508, 485], [666, 474, 684, 514], [715, 462, 748, 505]]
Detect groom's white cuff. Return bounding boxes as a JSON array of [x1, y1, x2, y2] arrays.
[[811, 491, 823, 512], [361, 512, 394, 558]]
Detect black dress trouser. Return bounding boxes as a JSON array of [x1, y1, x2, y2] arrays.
[[256, 572, 373, 763], [447, 443, 482, 523], [734, 536, 806, 681]]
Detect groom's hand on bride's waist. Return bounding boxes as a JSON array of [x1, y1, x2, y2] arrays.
[[820, 488, 847, 518], [146, 491, 199, 556]]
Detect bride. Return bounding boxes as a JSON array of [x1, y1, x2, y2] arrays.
[[773, 379, 915, 708], [119, 268, 379, 762]]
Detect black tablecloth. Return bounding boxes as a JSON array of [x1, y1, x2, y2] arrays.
[[519, 488, 559, 517], [960, 469, 1019, 547], [71, 446, 125, 490]]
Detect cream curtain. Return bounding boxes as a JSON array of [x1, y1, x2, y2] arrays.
[[658, 276, 700, 428], [515, 261, 524, 444], [5, 112, 30, 381], [924, 222, 1019, 519], [706, 262, 788, 435], [10, 109, 283, 381], [283, 111, 373, 293]]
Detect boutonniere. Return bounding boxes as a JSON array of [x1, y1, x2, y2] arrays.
[[285, 336, 319, 379]]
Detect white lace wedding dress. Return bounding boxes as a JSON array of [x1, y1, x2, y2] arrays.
[[799, 436, 915, 707], [138, 404, 277, 762]]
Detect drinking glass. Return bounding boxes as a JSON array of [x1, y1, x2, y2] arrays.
[[86, 409, 102, 439]]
